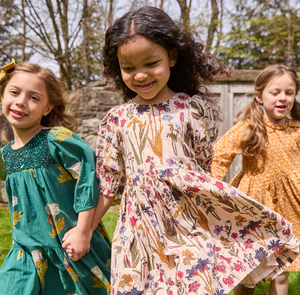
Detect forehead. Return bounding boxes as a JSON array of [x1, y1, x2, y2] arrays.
[[7, 72, 46, 91], [117, 35, 167, 62], [265, 73, 296, 89]]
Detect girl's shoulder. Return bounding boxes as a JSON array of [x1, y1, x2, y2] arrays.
[[288, 118, 300, 129]]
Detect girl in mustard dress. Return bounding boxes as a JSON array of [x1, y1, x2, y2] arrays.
[[0, 61, 111, 294], [211, 64, 300, 295]]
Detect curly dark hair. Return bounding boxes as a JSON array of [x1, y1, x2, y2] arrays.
[[103, 6, 230, 120]]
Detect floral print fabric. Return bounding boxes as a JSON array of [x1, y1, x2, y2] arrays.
[[0, 127, 111, 295], [97, 93, 300, 295], [211, 118, 300, 272]]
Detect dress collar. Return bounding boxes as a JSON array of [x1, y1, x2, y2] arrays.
[[263, 117, 289, 130]]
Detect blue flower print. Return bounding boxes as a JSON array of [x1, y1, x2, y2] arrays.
[[159, 168, 173, 178], [116, 287, 144, 295], [162, 115, 173, 121], [147, 273, 154, 280], [106, 136, 112, 143], [137, 104, 150, 115], [166, 158, 175, 166], [255, 247, 268, 262], [151, 220, 158, 227], [109, 115, 119, 125], [268, 239, 283, 251], [142, 204, 153, 216], [214, 225, 221, 235], [133, 175, 140, 186], [214, 290, 227, 295], [154, 103, 170, 112], [119, 226, 126, 234], [175, 124, 181, 130], [195, 257, 211, 272]]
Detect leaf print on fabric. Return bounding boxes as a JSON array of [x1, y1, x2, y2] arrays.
[[13, 210, 22, 229], [119, 274, 133, 288], [56, 164, 73, 183], [92, 276, 110, 289], [50, 126, 73, 142], [22, 168, 36, 179], [65, 265, 79, 281], [17, 250, 23, 260], [37, 259, 48, 288]]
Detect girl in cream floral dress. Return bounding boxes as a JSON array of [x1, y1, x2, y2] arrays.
[[91, 7, 300, 295]]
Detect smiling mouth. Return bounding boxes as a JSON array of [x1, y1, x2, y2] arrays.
[[11, 109, 28, 116], [136, 82, 154, 88]]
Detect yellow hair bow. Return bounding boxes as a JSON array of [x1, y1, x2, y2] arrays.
[[0, 58, 16, 84]]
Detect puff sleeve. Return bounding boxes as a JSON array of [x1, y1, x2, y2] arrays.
[[96, 109, 126, 198], [211, 120, 246, 180], [48, 126, 99, 213], [189, 95, 218, 172]]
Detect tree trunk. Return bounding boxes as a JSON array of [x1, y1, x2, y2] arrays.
[[21, 0, 26, 61], [176, 0, 192, 28], [82, 0, 90, 84], [205, 0, 219, 54]]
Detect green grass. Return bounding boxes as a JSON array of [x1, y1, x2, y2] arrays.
[[0, 207, 299, 294], [102, 209, 118, 241], [228, 272, 300, 294], [0, 207, 12, 266]]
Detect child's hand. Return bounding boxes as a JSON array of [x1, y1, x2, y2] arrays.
[[62, 227, 92, 261]]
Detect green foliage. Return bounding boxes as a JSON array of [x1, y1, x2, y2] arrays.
[[0, 156, 6, 181], [216, 0, 300, 70]]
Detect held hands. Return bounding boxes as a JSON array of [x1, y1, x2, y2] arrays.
[[62, 226, 93, 261]]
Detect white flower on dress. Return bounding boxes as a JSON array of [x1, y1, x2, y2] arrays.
[[91, 265, 103, 278], [12, 196, 18, 207], [45, 203, 60, 216], [31, 249, 43, 263], [68, 162, 82, 180]]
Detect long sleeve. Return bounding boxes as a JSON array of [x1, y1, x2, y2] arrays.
[[211, 120, 246, 180], [96, 109, 126, 198], [48, 126, 99, 213], [189, 95, 218, 172]]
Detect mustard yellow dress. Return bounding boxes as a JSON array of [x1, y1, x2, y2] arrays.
[[211, 118, 300, 271]]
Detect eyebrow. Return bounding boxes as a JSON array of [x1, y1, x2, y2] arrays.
[[9, 85, 45, 96], [119, 54, 159, 64]]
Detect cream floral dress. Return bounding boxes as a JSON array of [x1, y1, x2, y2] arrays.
[[211, 118, 300, 272], [97, 93, 300, 295]]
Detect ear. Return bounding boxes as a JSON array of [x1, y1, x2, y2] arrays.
[[254, 91, 263, 104], [43, 104, 54, 117], [169, 48, 178, 67]]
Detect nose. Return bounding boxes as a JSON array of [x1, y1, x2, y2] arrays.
[[134, 71, 148, 81], [15, 94, 27, 108]]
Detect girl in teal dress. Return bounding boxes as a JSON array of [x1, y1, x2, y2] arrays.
[[0, 60, 111, 294]]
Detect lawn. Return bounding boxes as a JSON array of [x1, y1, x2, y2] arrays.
[[0, 206, 299, 294]]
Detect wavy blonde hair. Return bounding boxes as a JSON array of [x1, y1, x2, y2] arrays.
[[235, 64, 300, 156], [1, 62, 78, 131]]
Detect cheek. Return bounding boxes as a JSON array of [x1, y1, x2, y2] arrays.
[[120, 72, 132, 85], [153, 65, 170, 78]]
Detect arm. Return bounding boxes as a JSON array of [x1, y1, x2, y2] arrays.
[[91, 193, 115, 231], [211, 121, 245, 180], [62, 207, 95, 260]]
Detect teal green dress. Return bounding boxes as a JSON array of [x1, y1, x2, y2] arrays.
[[0, 126, 111, 295]]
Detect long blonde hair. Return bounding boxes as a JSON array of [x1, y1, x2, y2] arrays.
[[235, 64, 300, 156], [1, 62, 78, 131]]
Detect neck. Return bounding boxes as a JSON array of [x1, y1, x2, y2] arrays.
[[12, 125, 44, 149]]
